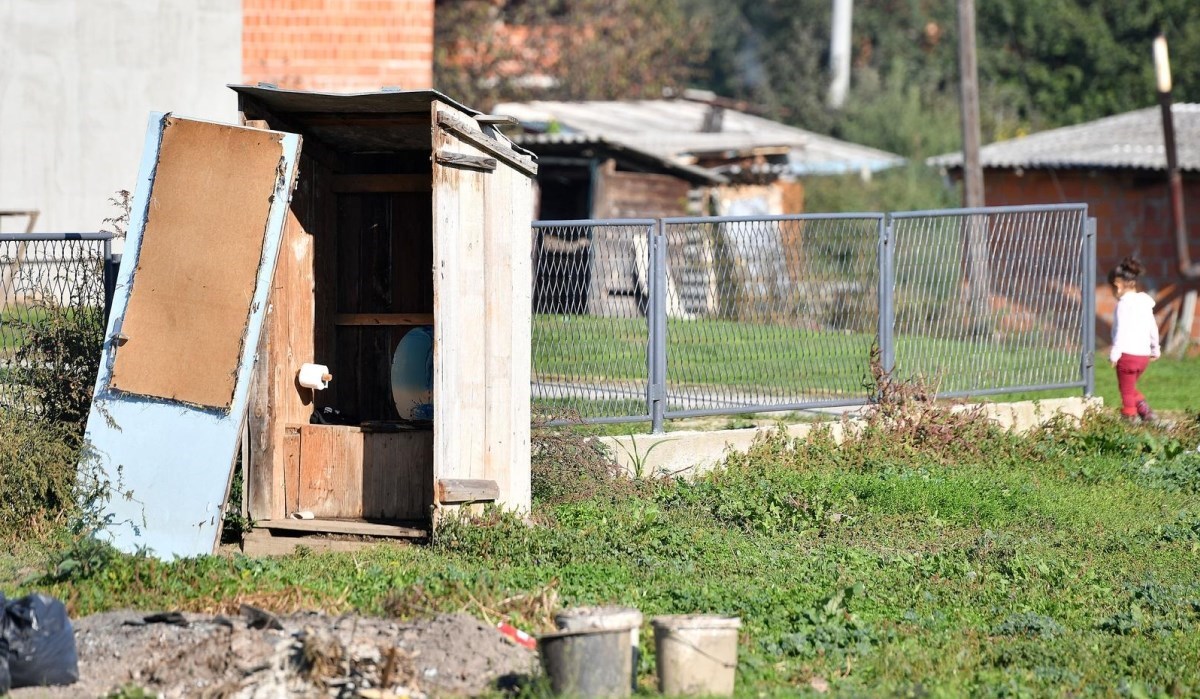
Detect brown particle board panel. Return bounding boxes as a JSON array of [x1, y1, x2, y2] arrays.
[[110, 117, 286, 408]]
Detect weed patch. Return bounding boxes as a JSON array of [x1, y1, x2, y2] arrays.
[[0, 413, 80, 536]]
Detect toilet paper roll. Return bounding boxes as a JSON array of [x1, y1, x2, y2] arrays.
[[298, 363, 332, 390]]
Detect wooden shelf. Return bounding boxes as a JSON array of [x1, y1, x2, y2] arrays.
[[334, 313, 433, 327]]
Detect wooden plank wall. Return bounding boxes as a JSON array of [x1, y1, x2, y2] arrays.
[[292, 425, 432, 520], [593, 159, 693, 219], [248, 152, 325, 521], [329, 191, 432, 422], [431, 101, 533, 515]]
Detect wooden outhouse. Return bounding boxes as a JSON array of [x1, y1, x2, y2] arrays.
[[82, 88, 534, 559], [233, 86, 537, 540]]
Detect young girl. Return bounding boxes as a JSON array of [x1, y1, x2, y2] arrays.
[[1108, 257, 1160, 422]]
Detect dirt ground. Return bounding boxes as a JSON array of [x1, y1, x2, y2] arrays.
[[10, 607, 539, 698]]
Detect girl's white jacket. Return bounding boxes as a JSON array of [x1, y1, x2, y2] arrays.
[[1110, 291, 1160, 363]]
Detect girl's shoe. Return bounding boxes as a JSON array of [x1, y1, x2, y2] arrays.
[[1136, 400, 1156, 423]]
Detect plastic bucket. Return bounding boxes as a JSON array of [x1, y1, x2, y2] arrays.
[[555, 606, 644, 690], [539, 625, 634, 698], [651, 615, 741, 696]]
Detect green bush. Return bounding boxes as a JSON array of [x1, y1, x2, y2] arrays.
[[0, 412, 81, 535]]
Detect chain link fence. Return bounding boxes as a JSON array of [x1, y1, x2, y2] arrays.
[[0, 233, 117, 419], [533, 205, 1094, 429], [888, 205, 1093, 397]]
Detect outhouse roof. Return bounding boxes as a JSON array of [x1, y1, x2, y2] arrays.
[[229, 84, 535, 160], [230, 84, 480, 116], [928, 103, 1200, 172]]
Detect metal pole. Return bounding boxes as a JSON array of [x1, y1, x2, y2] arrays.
[[102, 240, 116, 322], [1083, 217, 1097, 396], [648, 222, 668, 433], [877, 217, 896, 377]]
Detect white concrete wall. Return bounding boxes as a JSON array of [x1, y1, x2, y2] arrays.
[[0, 0, 242, 237]]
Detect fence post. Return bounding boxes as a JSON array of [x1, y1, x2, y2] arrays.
[[648, 221, 668, 433], [878, 216, 896, 378], [1082, 216, 1097, 396], [103, 241, 120, 323]]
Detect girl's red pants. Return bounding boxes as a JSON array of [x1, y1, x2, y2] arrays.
[[1115, 354, 1151, 417]]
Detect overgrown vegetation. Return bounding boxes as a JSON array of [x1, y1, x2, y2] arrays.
[[0, 191, 129, 549], [5, 373, 1200, 695]]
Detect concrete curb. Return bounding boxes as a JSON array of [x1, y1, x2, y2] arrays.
[[596, 396, 1104, 479]]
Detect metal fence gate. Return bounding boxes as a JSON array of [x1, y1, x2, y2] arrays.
[[532, 204, 1094, 431]]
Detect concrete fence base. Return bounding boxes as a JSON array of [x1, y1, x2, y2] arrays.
[[596, 396, 1103, 480]]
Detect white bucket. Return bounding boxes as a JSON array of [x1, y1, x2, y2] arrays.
[[651, 615, 741, 696], [555, 606, 644, 690]]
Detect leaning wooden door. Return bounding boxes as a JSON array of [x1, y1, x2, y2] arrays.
[[83, 114, 301, 558]]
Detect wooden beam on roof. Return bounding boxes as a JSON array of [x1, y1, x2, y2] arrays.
[[436, 110, 538, 177]]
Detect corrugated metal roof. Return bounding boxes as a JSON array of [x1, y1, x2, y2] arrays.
[[515, 132, 725, 184], [494, 99, 906, 175], [928, 103, 1200, 171]]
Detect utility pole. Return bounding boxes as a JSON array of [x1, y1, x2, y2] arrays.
[[957, 0, 989, 336], [828, 0, 853, 109], [1156, 35, 1197, 352], [957, 0, 984, 208]]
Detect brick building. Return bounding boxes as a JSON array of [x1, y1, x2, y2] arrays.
[[931, 104, 1200, 343], [243, 0, 433, 92]]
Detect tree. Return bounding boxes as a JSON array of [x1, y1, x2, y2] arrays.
[[434, 0, 712, 110]]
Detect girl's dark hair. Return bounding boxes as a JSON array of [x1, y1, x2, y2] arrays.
[[1108, 256, 1144, 285]]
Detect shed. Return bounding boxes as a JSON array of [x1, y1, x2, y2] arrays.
[[232, 86, 538, 539], [82, 87, 537, 558], [928, 103, 1200, 343]]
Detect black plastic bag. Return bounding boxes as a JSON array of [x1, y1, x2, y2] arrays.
[[0, 594, 9, 694], [3, 592, 79, 690]]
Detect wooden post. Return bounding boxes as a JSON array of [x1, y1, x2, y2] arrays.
[[957, 0, 984, 209], [1155, 35, 1197, 351], [957, 0, 989, 336]]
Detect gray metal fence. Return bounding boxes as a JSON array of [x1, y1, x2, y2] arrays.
[[532, 205, 1094, 430], [0, 232, 117, 417]]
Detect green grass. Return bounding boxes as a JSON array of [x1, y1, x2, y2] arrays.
[[7, 409, 1200, 696], [997, 354, 1200, 412], [534, 314, 1080, 397]]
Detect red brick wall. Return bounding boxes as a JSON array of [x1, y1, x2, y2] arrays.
[[243, 0, 433, 93], [984, 168, 1200, 340]]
